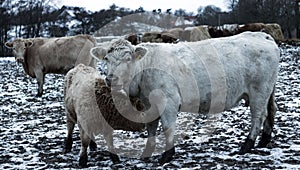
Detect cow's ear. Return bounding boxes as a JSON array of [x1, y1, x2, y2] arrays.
[[5, 42, 13, 49], [134, 47, 147, 61], [90, 47, 107, 61], [25, 40, 33, 48]]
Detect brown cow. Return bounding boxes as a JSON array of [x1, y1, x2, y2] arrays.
[[5, 35, 96, 97]]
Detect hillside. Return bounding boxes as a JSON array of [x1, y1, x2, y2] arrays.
[[93, 12, 193, 36]]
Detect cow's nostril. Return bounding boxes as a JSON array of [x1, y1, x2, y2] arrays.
[[16, 58, 24, 63]]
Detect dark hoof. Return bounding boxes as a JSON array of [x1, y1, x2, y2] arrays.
[[63, 148, 71, 154], [64, 138, 73, 153], [159, 147, 175, 164], [109, 153, 120, 164], [140, 156, 152, 162], [257, 133, 272, 148], [79, 155, 88, 168], [239, 138, 255, 154], [89, 140, 97, 151], [36, 91, 43, 97]]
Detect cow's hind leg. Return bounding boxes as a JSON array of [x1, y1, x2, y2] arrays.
[[257, 89, 276, 148], [64, 113, 75, 153], [240, 95, 268, 154], [78, 127, 91, 167]]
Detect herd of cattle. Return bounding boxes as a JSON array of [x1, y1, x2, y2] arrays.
[[4, 22, 282, 167], [125, 22, 285, 44]]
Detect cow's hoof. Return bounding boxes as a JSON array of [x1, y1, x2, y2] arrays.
[[36, 93, 42, 97], [159, 147, 175, 164], [140, 156, 152, 162], [257, 132, 272, 148], [64, 138, 73, 153], [239, 138, 255, 154], [63, 148, 71, 154], [79, 155, 88, 168], [109, 153, 120, 164], [89, 140, 97, 151]]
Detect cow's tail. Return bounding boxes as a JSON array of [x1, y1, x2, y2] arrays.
[[267, 86, 277, 129]]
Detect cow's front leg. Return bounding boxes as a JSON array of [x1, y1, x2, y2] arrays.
[[159, 104, 177, 164], [34, 69, 45, 97], [141, 119, 159, 159]]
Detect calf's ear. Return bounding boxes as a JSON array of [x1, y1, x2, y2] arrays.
[[5, 42, 13, 49], [90, 47, 107, 61], [25, 40, 33, 48], [134, 47, 147, 61]]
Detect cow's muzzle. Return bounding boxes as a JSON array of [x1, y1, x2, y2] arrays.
[[105, 74, 123, 90], [16, 58, 24, 63], [105, 74, 118, 87]]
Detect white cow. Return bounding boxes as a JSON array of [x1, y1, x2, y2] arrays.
[[91, 32, 279, 164]]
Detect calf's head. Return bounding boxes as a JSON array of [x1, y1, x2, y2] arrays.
[[91, 39, 147, 91], [5, 39, 33, 63]]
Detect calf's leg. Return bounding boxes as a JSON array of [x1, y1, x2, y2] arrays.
[[103, 131, 120, 163], [64, 114, 75, 153], [78, 127, 91, 167]]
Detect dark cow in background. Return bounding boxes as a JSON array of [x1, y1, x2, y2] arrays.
[[5, 35, 96, 97], [209, 23, 284, 41]]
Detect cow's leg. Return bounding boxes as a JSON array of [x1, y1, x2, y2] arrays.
[[103, 131, 120, 163], [158, 104, 177, 164], [89, 140, 97, 151], [257, 90, 276, 148], [34, 69, 44, 97], [64, 113, 75, 153], [240, 96, 268, 154], [78, 127, 91, 168], [141, 119, 159, 159]]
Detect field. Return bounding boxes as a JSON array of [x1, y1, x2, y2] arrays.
[[0, 43, 299, 169]]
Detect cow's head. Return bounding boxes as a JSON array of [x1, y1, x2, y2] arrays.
[[91, 39, 147, 92], [5, 39, 33, 63]]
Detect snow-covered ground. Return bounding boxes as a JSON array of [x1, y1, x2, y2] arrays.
[[0, 43, 299, 169]]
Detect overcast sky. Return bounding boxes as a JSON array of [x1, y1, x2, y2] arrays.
[[59, 0, 228, 14]]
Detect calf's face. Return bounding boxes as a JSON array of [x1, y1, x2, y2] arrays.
[[5, 39, 33, 63]]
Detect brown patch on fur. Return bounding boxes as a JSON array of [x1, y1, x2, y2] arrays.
[[95, 78, 145, 131]]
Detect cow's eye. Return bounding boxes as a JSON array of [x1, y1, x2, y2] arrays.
[[104, 56, 108, 61]]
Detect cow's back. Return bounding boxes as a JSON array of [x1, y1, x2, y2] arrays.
[[136, 32, 279, 113], [32, 35, 96, 74]]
